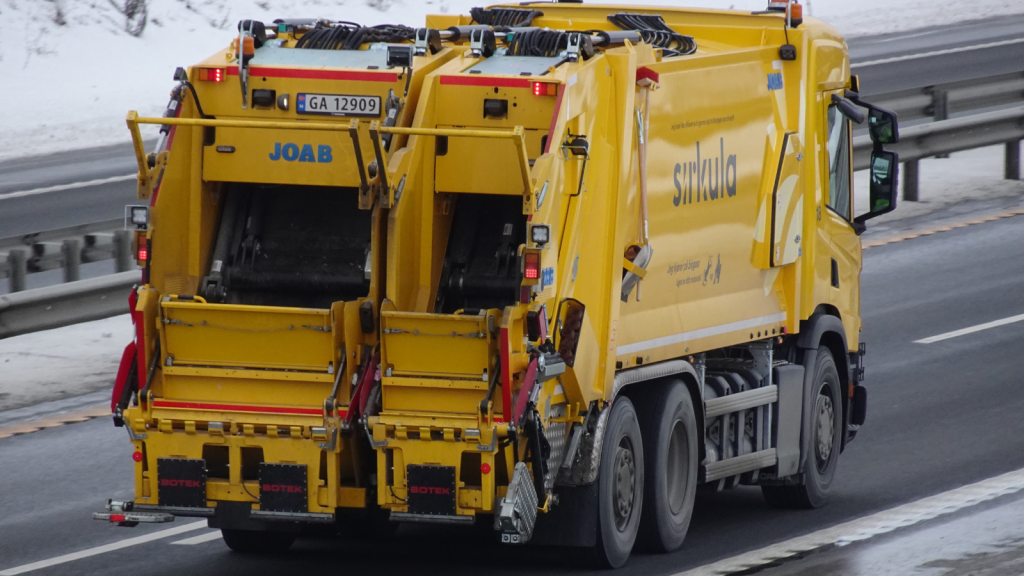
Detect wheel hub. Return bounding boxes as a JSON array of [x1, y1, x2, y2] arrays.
[[815, 393, 835, 468], [613, 439, 636, 530]]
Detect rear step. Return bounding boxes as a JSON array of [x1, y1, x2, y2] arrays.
[[93, 500, 175, 527]]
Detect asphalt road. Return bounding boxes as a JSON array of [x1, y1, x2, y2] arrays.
[[2, 205, 1022, 575], [1, 15, 1021, 240]]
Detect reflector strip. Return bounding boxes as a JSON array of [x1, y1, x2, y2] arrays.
[[152, 400, 337, 417], [226, 67, 398, 83], [440, 76, 531, 88]]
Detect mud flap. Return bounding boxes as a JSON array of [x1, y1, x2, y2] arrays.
[[157, 458, 207, 508]]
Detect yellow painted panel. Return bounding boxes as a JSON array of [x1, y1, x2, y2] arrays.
[[435, 134, 529, 196], [161, 301, 334, 372], [380, 311, 493, 378], [202, 125, 362, 187]]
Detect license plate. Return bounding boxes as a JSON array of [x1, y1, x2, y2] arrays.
[[297, 93, 381, 117]]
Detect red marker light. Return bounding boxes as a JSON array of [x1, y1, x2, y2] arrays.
[[524, 252, 541, 280], [132, 451, 143, 462], [137, 246, 148, 261], [110, 514, 126, 523], [532, 82, 557, 96], [198, 68, 224, 82], [481, 463, 491, 474]]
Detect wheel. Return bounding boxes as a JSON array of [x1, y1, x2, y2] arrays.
[[221, 529, 296, 553], [762, 347, 843, 509], [634, 380, 698, 553], [590, 397, 644, 568]]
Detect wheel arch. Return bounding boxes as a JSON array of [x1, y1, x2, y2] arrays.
[[618, 361, 706, 466]]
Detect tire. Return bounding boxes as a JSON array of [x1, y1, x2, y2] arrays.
[[221, 529, 296, 554], [634, 380, 698, 553], [590, 398, 645, 568], [762, 347, 843, 509]]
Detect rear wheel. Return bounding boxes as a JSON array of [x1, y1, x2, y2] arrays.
[[762, 347, 843, 509], [590, 397, 644, 568], [221, 529, 296, 554], [634, 380, 698, 552]]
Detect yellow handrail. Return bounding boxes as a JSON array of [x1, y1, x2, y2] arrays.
[[125, 111, 535, 203]]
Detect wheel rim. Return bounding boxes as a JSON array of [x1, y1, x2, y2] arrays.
[[613, 436, 637, 531], [666, 420, 688, 514], [814, 388, 835, 473]]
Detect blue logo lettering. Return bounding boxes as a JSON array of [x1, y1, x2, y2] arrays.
[[318, 145, 332, 163], [268, 143, 333, 163], [542, 267, 555, 287], [767, 72, 784, 91]]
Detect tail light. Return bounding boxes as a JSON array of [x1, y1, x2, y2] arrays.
[[198, 68, 224, 82], [532, 82, 557, 96], [523, 251, 541, 280]]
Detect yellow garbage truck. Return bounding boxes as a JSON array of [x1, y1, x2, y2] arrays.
[[97, 2, 900, 567]]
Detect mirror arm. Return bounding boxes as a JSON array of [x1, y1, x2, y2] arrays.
[[831, 94, 866, 124]]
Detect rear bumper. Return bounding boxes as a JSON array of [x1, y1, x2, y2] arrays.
[[121, 410, 367, 514]]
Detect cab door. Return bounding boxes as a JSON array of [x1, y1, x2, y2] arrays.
[[821, 93, 861, 340]]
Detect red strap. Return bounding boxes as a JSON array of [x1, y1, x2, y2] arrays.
[[111, 342, 137, 413], [512, 358, 539, 427], [345, 352, 380, 426]]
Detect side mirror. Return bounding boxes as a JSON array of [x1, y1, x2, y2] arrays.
[[869, 108, 899, 144], [854, 151, 898, 226]]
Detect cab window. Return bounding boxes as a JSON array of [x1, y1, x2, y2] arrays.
[[826, 105, 852, 220]]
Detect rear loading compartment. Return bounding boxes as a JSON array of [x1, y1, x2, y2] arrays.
[[436, 194, 526, 314], [136, 185, 380, 520], [202, 185, 372, 308]]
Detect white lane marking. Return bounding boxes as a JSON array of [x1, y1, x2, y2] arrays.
[[616, 313, 786, 356], [914, 313, 1024, 344], [170, 531, 223, 546], [674, 467, 1024, 576], [0, 174, 136, 201], [0, 520, 206, 576], [853, 38, 1024, 67]]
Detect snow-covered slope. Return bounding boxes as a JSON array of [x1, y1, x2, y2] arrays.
[[0, 0, 1021, 161]]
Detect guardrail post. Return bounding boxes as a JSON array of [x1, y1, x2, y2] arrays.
[[62, 239, 82, 282], [8, 250, 27, 292], [903, 160, 919, 202], [932, 88, 950, 159], [113, 230, 133, 272], [1006, 140, 1021, 180]]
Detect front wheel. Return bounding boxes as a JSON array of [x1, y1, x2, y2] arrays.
[[589, 397, 644, 568], [221, 529, 296, 554], [762, 347, 843, 509]]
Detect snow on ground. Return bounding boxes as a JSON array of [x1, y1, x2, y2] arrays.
[[1, 0, 1022, 162], [0, 314, 134, 411]]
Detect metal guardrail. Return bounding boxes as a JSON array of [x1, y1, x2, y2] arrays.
[[853, 106, 1024, 200], [1, 221, 134, 292], [0, 271, 138, 339], [861, 72, 1024, 200], [863, 71, 1024, 124]]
